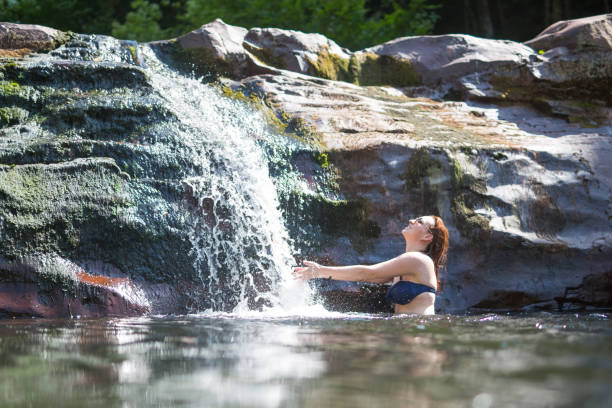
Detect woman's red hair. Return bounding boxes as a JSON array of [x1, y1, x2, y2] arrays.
[[427, 215, 449, 293]]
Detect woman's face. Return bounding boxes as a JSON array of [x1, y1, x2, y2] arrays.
[[401, 216, 435, 243]]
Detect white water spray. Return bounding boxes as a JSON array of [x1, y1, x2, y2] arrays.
[[140, 46, 315, 313]]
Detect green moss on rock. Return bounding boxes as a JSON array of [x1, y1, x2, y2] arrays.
[[0, 106, 28, 126], [399, 148, 445, 216], [218, 83, 324, 148], [309, 50, 352, 82], [0, 80, 24, 97], [356, 52, 421, 87], [281, 189, 381, 254], [402, 148, 443, 190], [0, 160, 132, 254], [450, 159, 491, 239]]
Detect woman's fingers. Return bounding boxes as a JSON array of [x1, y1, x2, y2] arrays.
[[292, 270, 309, 280], [292, 263, 314, 280]]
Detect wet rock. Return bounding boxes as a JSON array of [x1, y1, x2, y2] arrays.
[[234, 32, 611, 313], [0, 34, 213, 317], [555, 271, 612, 309], [524, 13, 612, 52], [0, 256, 149, 318], [0, 22, 66, 56], [1, 16, 611, 317]]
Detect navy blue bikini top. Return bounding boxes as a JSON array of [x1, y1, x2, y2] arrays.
[[385, 279, 436, 305]]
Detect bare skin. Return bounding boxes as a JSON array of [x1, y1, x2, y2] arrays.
[[293, 216, 438, 315]]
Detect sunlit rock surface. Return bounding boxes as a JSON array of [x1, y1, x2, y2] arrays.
[[167, 18, 278, 78], [524, 14, 612, 51], [184, 15, 611, 313], [1, 15, 611, 317]]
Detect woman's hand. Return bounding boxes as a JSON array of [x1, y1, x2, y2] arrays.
[[292, 260, 322, 280]]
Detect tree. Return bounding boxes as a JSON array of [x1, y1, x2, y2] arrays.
[[180, 0, 440, 50]]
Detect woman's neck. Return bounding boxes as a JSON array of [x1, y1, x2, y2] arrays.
[[405, 241, 428, 253]]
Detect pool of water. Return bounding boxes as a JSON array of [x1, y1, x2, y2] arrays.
[[1, 311, 611, 407]]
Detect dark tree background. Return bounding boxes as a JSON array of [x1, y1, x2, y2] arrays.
[[1, 0, 610, 49], [431, 0, 610, 41]]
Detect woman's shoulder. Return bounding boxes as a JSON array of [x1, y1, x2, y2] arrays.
[[396, 251, 435, 275], [397, 251, 434, 266]]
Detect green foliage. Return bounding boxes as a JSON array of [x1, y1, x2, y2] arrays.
[[111, 0, 190, 41], [2, 0, 438, 50], [0, 0, 126, 35], [111, 0, 165, 42], [181, 0, 439, 50]]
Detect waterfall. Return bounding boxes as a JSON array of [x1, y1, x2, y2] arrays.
[[138, 46, 307, 312]]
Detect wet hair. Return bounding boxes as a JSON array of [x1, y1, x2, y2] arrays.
[[425, 216, 449, 293]]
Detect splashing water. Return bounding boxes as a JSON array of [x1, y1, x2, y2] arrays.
[[138, 45, 315, 313]]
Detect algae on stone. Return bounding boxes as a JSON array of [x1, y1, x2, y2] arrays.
[[449, 158, 491, 239], [308, 50, 352, 82], [243, 41, 287, 70], [0, 106, 29, 126], [356, 52, 421, 87], [218, 82, 324, 148]]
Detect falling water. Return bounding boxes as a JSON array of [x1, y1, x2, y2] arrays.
[[137, 45, 309, 312]]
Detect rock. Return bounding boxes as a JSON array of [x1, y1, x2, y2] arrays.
[[154, 16, 611, 129], [0, 34, 211, 317], [1, 17, 611, 317], [164, 18, 279, 78], [555, 271, 612, 309], [237, 60, 612, 314], [0, 22, 66, 56], [524, 14, 612, 52], [0, 256, 149, 318], [360, 34, 534, 86], [244, 27, 352, 79]]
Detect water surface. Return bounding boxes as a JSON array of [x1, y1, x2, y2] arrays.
[[1, 312, 611, 407]]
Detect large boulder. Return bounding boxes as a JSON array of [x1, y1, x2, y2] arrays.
[[244, 27, 352, 79], [170, 16, 611, 127], [524, 13, 612, 51], [1, 16, 611, 317], [0, 33, 210, 317], [359, 34, 535, 87], [0, 22, 66, 57], [235, 53, 612, 313], [157, 18, 278, 78]]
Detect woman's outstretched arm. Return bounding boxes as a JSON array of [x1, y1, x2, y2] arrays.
[[292, 253, 430, 283]]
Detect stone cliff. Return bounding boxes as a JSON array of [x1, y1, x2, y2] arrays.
[[1, 14, 610, 316]]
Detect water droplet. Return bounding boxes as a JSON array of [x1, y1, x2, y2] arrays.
[[472, 393, 493, 408]]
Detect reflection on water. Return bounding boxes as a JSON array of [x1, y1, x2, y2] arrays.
[[1, 312, 611, 407]]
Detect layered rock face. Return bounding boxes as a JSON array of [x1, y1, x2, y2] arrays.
[[1, 15, 610, 316], [164, 15, 612, 313], [0, 31, 218, 317]]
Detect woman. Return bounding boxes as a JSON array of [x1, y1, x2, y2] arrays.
[[293, 215, 449, 315]]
